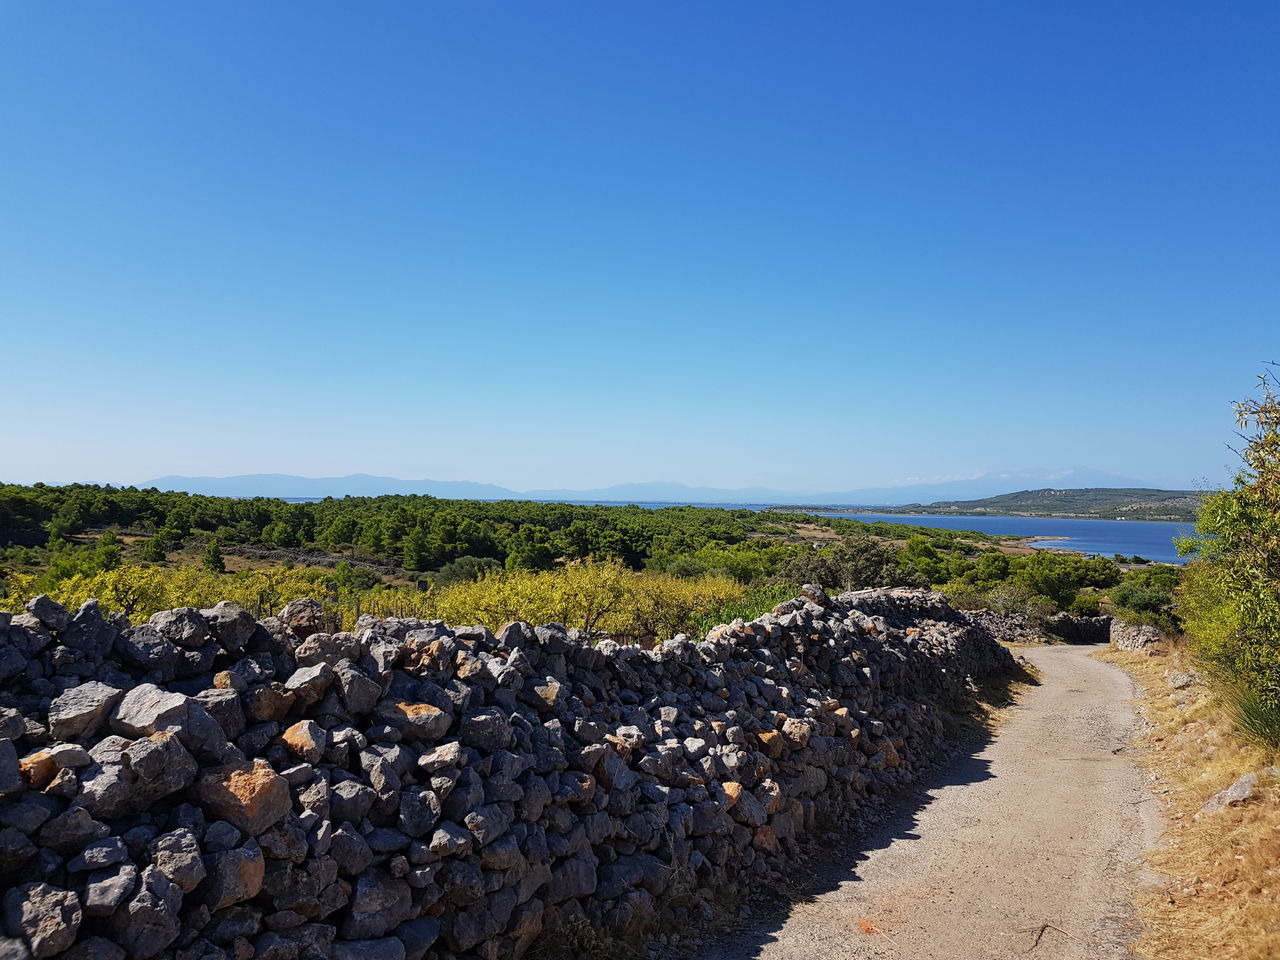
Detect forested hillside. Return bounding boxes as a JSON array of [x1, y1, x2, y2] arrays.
[[868, 486, 1202, 521]]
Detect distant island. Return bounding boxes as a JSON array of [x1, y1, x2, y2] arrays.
[[772, 487, 1203, 522]]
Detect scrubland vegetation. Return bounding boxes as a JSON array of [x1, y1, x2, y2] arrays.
[[0, 477, 1180, 637], [1174, 369, 1280, 746], [1103, 644, 1280, 960]]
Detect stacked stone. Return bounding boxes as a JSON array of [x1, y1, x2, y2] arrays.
[[1044, 613, 1112, 645], [1110, 620, 1162, 652], [957, 608, 1050, 645], [0, 586, 1015, 960]]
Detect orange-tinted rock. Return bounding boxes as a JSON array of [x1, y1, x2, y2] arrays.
[[243, 684, 295, 723], [282, 720, 326, 764], [19, 750, 57, 788], [882, 742, 901, 768], [781, 717, 811, 750], [194, 760, 290, 836], [756, 778, 785, 814], [455, 658, 487, 682], [756, 730, 786, 760], [752, 825, 780, 854], [377, 701, 451, 741]]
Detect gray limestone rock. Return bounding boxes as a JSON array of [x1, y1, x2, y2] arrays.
[[427, 824, 473, 860], [328, 825, 373, 877], [2, 883, 82, 959], [83, 864, 139, 917], [339, 871, 414, 939], [328, 940, 404, 960], [198, 841, 264, 911], [38, 807, 110, 856], [334, 661, 382, 716], [110, 684, 191, 738], [148, 608, 211, 648], [1201, 772, 1260, 813], [49, 682, 125, 741], [0, 740, 21, 798], [459, 708, 513, 751], [282, 663, 333, 705], [24, 596, 71, 634], [61, 602, 118, 657], [150, 828, 207, 893], [59, 937, 124, 960], [0, 827, 36, 872], [114, 625, 181, 675], [67, 837, 128, 872], [200, 602, 257, 650], [110, 865, 183, 958]]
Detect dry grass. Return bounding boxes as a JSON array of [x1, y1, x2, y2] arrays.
[[524, 915, 645, 960], [1098, 644, 1280, 960], [966, 651, 1041, 732]]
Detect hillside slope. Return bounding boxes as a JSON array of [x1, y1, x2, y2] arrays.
[[876, 487, 1202, 521]]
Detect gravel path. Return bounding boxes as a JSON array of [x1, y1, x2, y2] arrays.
[[696, 643, 1161, 960]]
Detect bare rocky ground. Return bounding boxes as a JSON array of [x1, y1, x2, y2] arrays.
[[685, 643, 1162, 960]]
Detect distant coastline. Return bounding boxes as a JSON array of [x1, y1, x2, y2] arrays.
[[802, 508, 1185, 524], [804, 511, 1193, 564], [768, 487, 1203, 523]]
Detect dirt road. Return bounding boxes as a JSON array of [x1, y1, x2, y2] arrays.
[[697, 643, 1161, 960]]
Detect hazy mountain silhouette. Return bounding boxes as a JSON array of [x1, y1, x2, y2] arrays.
[[141, 469, 1161, 505]]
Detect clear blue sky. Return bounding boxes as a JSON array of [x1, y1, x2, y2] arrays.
[[1, 2, 1275, 491]]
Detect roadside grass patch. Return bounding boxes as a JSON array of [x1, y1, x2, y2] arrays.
[[966, 650, 1040, 731], [1099, 644, 1280, 960]]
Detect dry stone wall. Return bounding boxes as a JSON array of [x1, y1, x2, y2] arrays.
[[1110, 619, 1163, 652], [0, 587, 1016, 960], [959, 609, 1148, 648]]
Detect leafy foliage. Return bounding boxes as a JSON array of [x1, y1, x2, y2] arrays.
[[1110, 565, 1180, 615], [2, 565, 330, 621], [777, 535, 925, 592], [0, 476, 1183, 638], [0, 482, 1006, 579], [0, 560, 749, 640], [1178, 369, 1280, 741], [935, 549, 1120, 612], [203, 539, 225, 573]]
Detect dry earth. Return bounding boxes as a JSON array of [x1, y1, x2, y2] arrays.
[[695, 643, 1162, 960]]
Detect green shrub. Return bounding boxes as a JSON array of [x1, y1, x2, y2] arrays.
[[1221, 680, 1280, 748], [1179, 369, 1280, 731], [1111, 565, 1180, 615], [1069, 592, 1102, 616]]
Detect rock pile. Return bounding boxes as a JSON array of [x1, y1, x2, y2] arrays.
[[957, 608, 1049, 645], [1045, 613, 1111, 645], [0, 587, 1015, 960], [957, 608, 1154, 648], [1110, 620, 1163, 653]]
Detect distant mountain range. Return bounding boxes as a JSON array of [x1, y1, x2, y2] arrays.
[[139, 469, 1167, 506]]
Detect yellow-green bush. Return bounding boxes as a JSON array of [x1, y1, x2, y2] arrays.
[[1, 560, 750, 641], [420, 561, 744, 638], [1, 566, 335, 621]]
